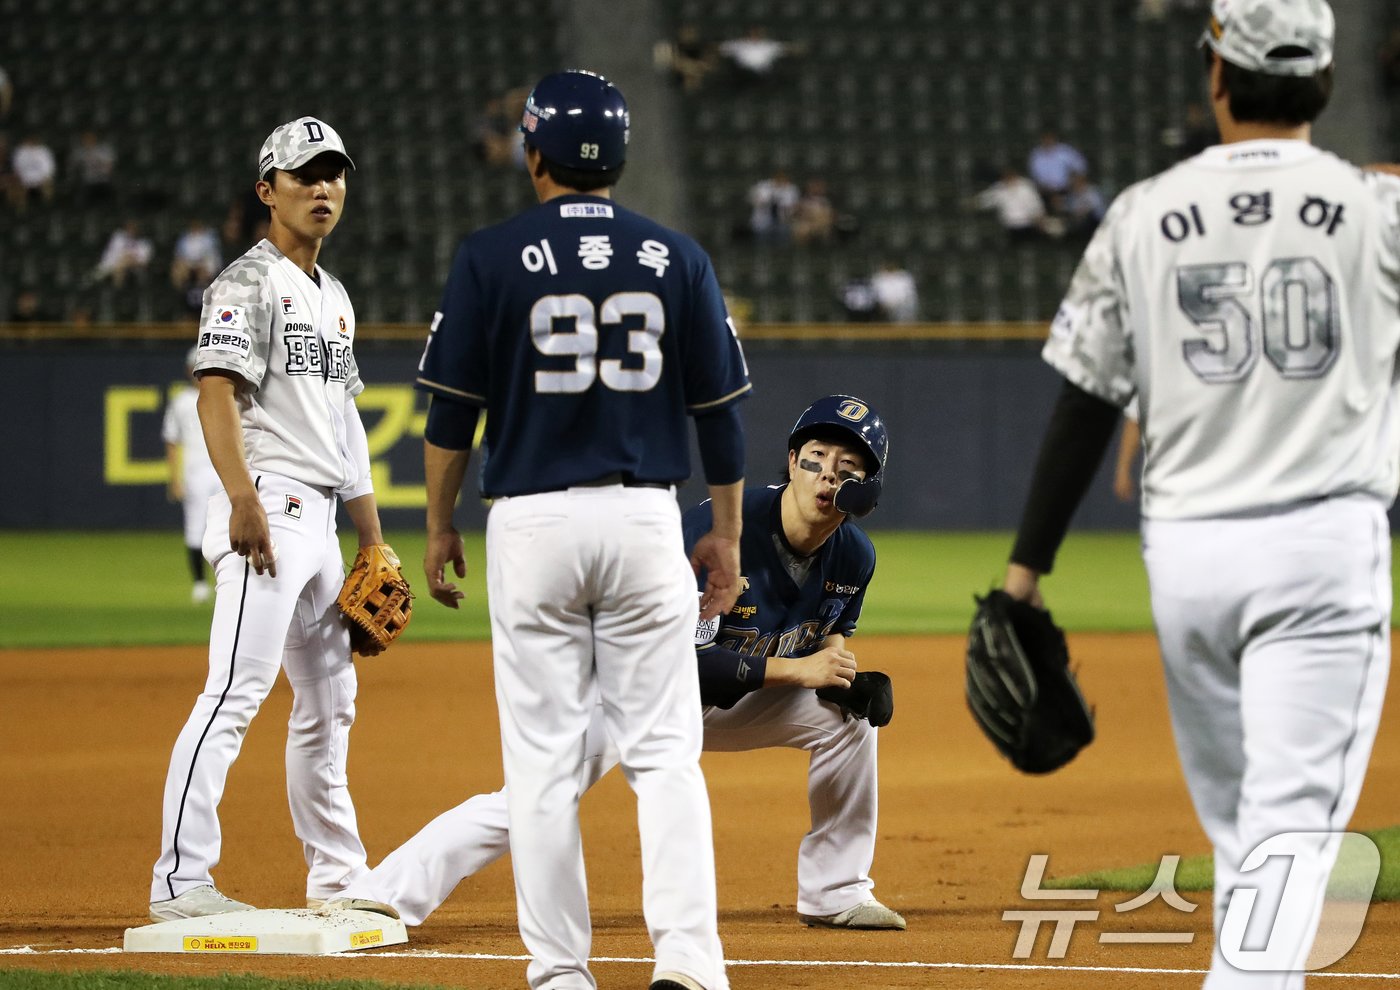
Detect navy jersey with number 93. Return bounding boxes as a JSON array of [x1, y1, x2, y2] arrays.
[[416, 193, 751, 496]]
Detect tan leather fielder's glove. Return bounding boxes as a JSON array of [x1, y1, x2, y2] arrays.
[[337, 543, 413, 656]]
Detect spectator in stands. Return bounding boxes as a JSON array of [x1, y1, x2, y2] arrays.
[[1027, 130, 1087, 214], [0, 64, 12, 120], [792, 178, 836, 246], [11, 133, 56, 211], [170, 219, 221, 313], [69, 131, 117, 203], [747, 169, 800, 243], [870, 260, 918, 323], [662, 24, 718, 94], [973, 165, 1050, 244], [9, 288, 55, 323], [1381, 28, 1400, 95], [718, 26, 803, 83], [838, 276, 879, 322], [473, 87, 530, 169], [1064, 173, 1107, 240], [93, 219, 154, 288]]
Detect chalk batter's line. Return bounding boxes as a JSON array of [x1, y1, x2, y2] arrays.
[[1, 946, 1396, 980]]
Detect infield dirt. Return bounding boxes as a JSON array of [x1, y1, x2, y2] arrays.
[[2, 634, 1398, 988]]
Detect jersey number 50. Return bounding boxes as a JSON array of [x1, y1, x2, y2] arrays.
[[530, 292, 664, 393], [1176, 258, 1338, 383]]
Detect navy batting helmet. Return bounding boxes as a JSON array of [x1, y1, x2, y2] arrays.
[[788, 395, 889, 517], [519, 69, 629, 171]]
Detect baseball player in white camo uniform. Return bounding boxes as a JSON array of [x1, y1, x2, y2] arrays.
[[1002, 3, 1398, 986], [149, 117, 387, 922], [163, 347, 221, 604]]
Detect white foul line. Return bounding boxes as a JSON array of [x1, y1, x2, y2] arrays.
[[1, 946, 1397, 980]]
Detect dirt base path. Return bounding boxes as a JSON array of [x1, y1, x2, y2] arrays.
[[2, 633, 1398, 988]]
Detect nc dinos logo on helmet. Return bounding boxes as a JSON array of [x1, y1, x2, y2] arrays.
[[836, 400, 868, 422]]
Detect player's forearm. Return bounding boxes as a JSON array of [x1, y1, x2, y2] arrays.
[[705, 480, 744, 539], [196, 375, 257, 502], [342, 493, 384, 546], [423, 440, 471, 534]]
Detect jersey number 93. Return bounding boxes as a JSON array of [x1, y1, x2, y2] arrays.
[[531, 291, 664, 394]]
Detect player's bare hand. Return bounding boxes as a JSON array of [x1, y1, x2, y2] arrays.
[[691, 531, 741, 620], [1003, 562, 1044, 609], [228, 493, 276, 577], [770, 646, 857, 689], [425, 527, 467, 609]]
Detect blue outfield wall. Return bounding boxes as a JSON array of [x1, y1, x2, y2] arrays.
[[0, 339, 1141, 532]]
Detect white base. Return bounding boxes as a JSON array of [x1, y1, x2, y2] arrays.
[[123, 907, 408, 955]]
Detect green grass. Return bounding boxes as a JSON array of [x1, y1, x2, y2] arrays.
[[1044, 826, 1400, 901], [3, 527, 1398, 649], [0, 974, 450, 990], [1, 528, 1156, 649]]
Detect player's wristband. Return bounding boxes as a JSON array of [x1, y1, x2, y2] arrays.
[[694, 404, 745, 485], [424, 395, 480, 450], [1010, 379, 1121, 574]]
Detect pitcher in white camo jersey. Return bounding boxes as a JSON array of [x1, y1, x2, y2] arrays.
[[149, 117, 389, 923], [998, 2, 1397, 987]]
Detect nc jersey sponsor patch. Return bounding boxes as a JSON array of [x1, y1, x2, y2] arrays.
[[695, 612, 720, 646], [559, 203, 614, 218]]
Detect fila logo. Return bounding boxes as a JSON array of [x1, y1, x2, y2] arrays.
[[284, 495, 302, 518], [836, 400, 868, 422], [281, 296, 296, 315]]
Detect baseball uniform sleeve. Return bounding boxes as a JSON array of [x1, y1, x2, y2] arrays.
[[194, 257, 274, 391], [336, 394, 374, 501], [1367, 172, 1400, 309], [1040, 190, 1137, 408], [682, 254, 752, 414], [343, 296, 365, 399], [416, 240, 489, 405]]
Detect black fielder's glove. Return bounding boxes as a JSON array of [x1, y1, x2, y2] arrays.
[[816, 671, 894, 728], [965, 590, 1094, 774]]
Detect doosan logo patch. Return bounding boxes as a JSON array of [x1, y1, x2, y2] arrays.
[[284, 495, 302, 518]]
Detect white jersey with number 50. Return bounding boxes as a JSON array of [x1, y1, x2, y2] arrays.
[[1044, 140, 1400, 519]]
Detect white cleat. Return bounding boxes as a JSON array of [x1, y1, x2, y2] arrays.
[[798, 898, 906, 930], [191, 581, 211, 604], [319, 897, 400, 919], [149, 885, 254, 923]]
